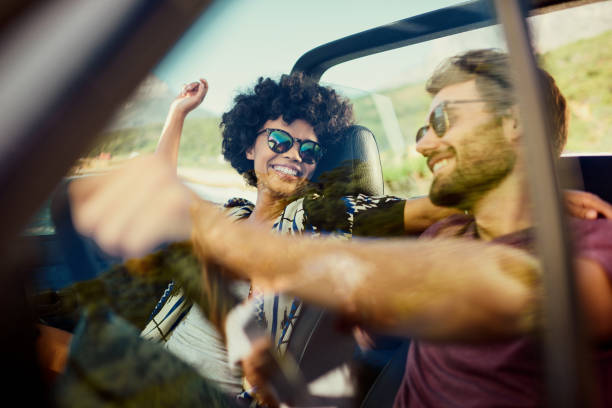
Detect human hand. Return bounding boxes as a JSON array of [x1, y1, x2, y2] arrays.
[[241, 337, 280, 408], [564, 189, 612, 220], [69, 155, 197, 258], [353, 326, 376, 350], [170, 78, 208, 117]]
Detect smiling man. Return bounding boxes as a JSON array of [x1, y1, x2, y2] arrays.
[[392, 49, 612, 407]]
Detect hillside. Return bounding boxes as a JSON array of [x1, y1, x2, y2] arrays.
[[540, 29, 612, 152], [85, 30, 612, 196]]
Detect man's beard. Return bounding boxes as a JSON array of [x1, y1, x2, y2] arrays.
[[429, 120, 516, 210]]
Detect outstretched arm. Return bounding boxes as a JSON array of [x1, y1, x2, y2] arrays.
[[156, 79, 208, 169], [191, 200, 540, 342]]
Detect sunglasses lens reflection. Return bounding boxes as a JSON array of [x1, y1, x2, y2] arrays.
[[432, 105, 448, 136], [299, 143, 321, 164], [416, 104, 449, 142], [268, 130, 293, 153], [416, 126, 429, 143], [266, 129, 323, 164]]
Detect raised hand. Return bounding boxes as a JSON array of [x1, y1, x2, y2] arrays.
[[157, 78, 208, 168], [170, 78, 209, 117]]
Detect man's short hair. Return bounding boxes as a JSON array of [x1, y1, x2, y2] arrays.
[[425, 49, 568, 155], [221, 73, 354, 186]]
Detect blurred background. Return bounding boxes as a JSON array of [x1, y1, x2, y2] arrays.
[[37, 0, 612, 214]]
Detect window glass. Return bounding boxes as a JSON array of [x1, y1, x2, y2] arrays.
[[321, 23, 508, 197], [321, 2, 612, 187]]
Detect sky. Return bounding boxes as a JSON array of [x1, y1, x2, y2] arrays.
[[153, 0, 465, 114], [154, 0, 612, 115]]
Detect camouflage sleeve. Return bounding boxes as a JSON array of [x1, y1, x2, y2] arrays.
[[302, 193, 405, 238]]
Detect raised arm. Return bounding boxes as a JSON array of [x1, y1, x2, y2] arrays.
[[155, 79, 208, 169], [191, 200, 540, 342]]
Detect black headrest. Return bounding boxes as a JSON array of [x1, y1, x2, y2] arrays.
[[559, 155, 612, 205], [312, 125, 384, 196]]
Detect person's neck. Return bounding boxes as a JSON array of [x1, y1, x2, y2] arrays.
[[247, 187, 293, 229], [470, 167, 532, 241]]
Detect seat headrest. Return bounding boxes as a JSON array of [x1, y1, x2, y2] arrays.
[[312, 125, 384, 196], [559, 155, 612, 204]]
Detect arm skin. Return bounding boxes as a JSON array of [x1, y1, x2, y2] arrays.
[[191, 200, 540, 342], [564, 189, 612, 220], [192, 199, 612, 343], [402, 190, 612, 235], [155, 79, 208, 169], [401, 194, 612, 341]]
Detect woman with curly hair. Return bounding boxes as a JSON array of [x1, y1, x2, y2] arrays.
[[218, 73, 354, 226], [121, 72, 355, 400]]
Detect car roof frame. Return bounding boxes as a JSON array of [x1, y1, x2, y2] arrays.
[[291, 0, 497, 80]]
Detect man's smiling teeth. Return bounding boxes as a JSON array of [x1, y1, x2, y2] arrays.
[[432, 158, 450, 173], [274, 165, 298, 176]]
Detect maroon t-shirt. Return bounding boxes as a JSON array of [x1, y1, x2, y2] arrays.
[[393, 214, 612, 408]]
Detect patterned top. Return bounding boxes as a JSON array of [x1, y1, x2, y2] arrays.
[[140, 198, 255, 394]]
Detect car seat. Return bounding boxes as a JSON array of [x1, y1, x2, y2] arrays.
[[284, 124, 409, 407], [311, 124, 385, 196], [559, 155, 612, 205]]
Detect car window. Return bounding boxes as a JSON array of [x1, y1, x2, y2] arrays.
[[320, 2, 612, 199]]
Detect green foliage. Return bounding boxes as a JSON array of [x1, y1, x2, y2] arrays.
[[540, 29, 612, 152], [89, 123, 163, 158], [177, 117, 224, 165], [382, 154, 431, 197], [91, 116, 225, 167]]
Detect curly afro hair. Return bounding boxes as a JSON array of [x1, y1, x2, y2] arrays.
[[221, 72, 354, 186]]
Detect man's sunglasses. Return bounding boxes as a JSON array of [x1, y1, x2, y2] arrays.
[[257, 128, 324, 165], [415, 99, 492, 143]]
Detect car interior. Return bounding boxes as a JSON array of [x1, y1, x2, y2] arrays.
[[1, 0, 610, 406]]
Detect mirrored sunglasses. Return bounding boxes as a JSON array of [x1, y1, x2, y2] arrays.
[[415, 99, 492, 143], [257, 128, 324, 165]]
